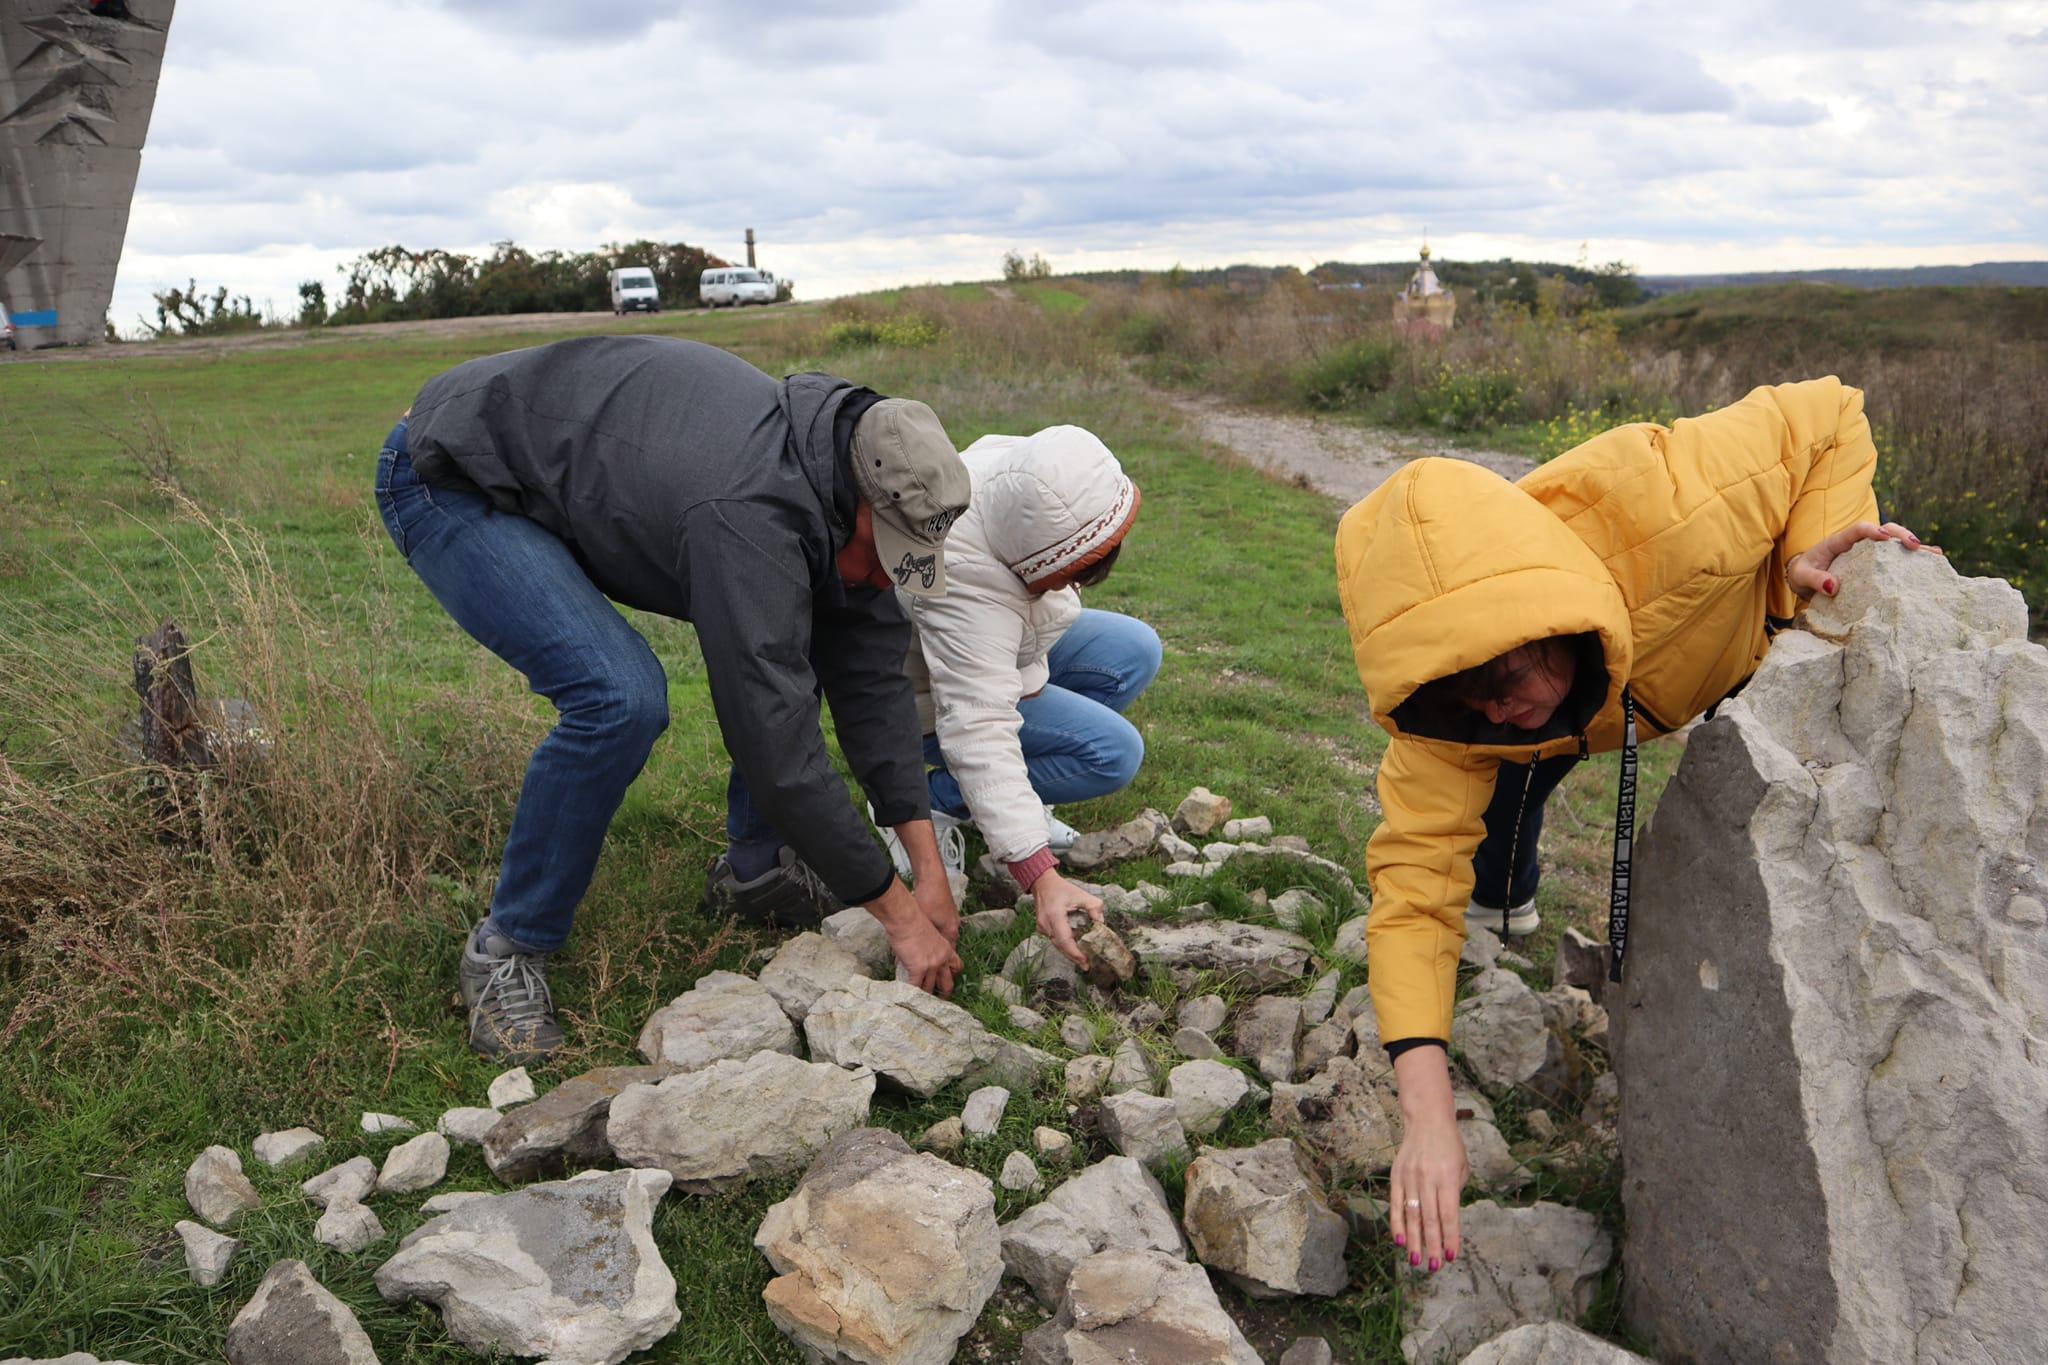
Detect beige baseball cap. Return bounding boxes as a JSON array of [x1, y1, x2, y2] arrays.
[[849, 398, 971, 597]]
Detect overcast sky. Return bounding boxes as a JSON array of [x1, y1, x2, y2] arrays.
[[110, 0, 2048, 334]]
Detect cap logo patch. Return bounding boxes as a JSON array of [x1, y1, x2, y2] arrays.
[[923, 509, 958, 537], [893, 552, 938, 590]]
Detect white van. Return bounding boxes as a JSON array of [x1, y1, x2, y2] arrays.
[[608, 267, 660, 315], [699, 267, 775, 308]]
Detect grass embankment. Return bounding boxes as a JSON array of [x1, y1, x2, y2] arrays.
[[4, 294, 1666, 1361]]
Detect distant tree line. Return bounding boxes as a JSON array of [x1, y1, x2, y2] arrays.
[[299, 239, 730, 326]]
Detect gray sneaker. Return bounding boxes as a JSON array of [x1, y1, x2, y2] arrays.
[[700, 847, 841, 928], [458, 922, 564, 1063]]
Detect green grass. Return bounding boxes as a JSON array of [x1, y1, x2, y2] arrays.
[[0, 300, 1671, 1362]]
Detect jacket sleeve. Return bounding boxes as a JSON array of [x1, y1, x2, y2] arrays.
[[1766, 379, 1882, 619], [1365, 736, 1500, 1046], [909, 584, 1049, 864], [680, 501, 896, 903], [812, 587, 932, 828]]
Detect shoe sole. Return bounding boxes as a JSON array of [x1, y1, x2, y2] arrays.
[[1465, 907, 1540, 936]]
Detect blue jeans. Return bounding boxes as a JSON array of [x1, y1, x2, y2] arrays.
[[1470, 752, 1580, 909], [375, 422, 669, 953], [925, 608, 1162, 817]]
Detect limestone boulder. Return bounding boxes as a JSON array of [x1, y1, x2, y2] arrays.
[[480, 1063, 673, 1183], [635, 970, 800, 1069], [1172, 787, 1233, 836], [821, 907, 895, 976], [1018, 1249, 1261, 1364], [1098, 1092, 1187, 1166], [225, 1259, 380, 1365], [251, 1127, 324, 1167], [803, 977, 1048, 1098], [173, 1219, 239, 1287], [301, 1156, 375, 1210], [1453, 967, 1581, 1106], [606, 1051, 876, 1193], [1400, 1199, 1612, 1364], [1235, 994, 1303, 1082], [1269, 1053, 1402, 1179], [1614, 542, 2048, 1365], [1001, 934, 1085, 1002], [1165, 1059, 1259, 1137], [757, 929, 876, 1023], [375, 1131, 448, 1195], [1126, 920, 1314, 991], [1458, 1321, 1654, 1363], [1063, 807, 1168, 871], [1182, 1139, 1348, 1298], [374, 1169, 679, 1365], [754, 1129, 1002, 1365], [999, 1154, 1186, 1306]]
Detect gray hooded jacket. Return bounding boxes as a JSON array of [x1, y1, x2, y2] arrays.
[[404, 335, 923, 902]]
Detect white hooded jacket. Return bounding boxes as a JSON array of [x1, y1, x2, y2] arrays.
[[901, 427, 1140, 864]]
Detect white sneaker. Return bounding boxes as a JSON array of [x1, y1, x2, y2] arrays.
[[931, 809, 971, 875], [1044, 806, 1081, 852], [869, 802, 914, 880], [1465, 897, 1539, 936]]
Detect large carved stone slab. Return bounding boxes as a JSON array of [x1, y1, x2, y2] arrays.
[[1614, 543, 2048, 1365]]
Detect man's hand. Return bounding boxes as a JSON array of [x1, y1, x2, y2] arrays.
[[1029, 867, 1103, 967], [886, 817, 961, 944], [865, 876, 962, 997], [1787, 521, 1940, 600]]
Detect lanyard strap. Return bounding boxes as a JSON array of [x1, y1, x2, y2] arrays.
[[1607, 689, 1637, 983]]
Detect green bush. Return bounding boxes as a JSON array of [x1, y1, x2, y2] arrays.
[[1402, 366, 1526, 430], [820, 314, 944, 351], [1112, 311, 1175, 356], [1296, 337, 1399, 409]]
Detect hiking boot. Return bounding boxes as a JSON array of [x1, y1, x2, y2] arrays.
[[458, 922, 563, 1063], [1043, 806, 1081, 853], [701, 846, 841, 928], [1465, 896, 1539, 937]]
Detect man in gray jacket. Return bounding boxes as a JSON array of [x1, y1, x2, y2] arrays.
[[376, 335, 968, 1061]]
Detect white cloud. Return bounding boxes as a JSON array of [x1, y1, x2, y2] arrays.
[[65, 0, 2048, 337]]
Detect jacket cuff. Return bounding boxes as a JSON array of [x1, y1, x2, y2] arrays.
[[1007, 847, 1059, 892], [1383, 1036, 1449, 1061]]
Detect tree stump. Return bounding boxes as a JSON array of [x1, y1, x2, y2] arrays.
[[133, 619, 217, 770]]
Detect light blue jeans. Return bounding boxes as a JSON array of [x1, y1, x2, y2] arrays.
[[375, 422, 669, 953], [924, 608, 1162, 818]]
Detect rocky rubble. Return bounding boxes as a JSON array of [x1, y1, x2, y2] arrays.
[[116, 785, 1634, 1365]]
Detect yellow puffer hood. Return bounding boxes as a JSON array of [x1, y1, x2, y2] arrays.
[[1336, 458, 1630, 751]]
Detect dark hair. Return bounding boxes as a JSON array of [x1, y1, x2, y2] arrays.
[[1070, 541, 1122, 589], [1393, 632, 1603, 741]]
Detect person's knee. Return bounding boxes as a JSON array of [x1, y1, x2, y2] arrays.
[[564, 664, 669, 753], [1099, 717, 1145, 790], [1127, 619, 1164, 693]]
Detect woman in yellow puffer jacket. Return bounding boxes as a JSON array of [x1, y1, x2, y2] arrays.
[[1333, 376, 1937, 1273]]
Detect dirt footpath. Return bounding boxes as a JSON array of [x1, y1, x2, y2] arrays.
[[1166, 392, 1534, 508]]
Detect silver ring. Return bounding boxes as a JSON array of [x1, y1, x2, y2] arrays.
[[1404, 1198, 1422, 1209]]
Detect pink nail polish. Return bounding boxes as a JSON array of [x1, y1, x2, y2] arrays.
[[1410, 1251, 1420, 1267], [1393, 1233, 1405, 1248], [1823, 578, 1837, 594], [1445, 1248, 1456, 1262], [1429, 1256, 1440, 1272]]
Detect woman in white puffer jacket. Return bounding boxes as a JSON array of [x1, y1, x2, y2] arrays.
[[895, 425, 1160, 965]]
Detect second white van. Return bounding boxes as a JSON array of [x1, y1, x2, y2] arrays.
[[700, 267, 775, 308], [609, 267, 660, 314]]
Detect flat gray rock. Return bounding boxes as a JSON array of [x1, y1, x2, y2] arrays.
[[1018, 1248, 1261, 1364], [480, 1063, 673, 1183], [1457, 1321, 1654, 1363], [636, 970, 800, 1069], [225, 1258, 380, 1365], [174, 1218, 239, 1287], [1127, 920, 1313, 990], [1166, 1059, 1259, 1138], [375, 1131, 448, 1194], [1235, 994, 1304, 1083], [1098, 1092, 1187, 1166], [251, 1127, 324, 1167], [1401, 1199, 1611, 1365], [313, 1199, 383, 1255], [375, 1169, 679, 1365], [999, 1154, 1186, 1306], [184, 1146, 260, 1228], [607, 1051, 876, 1193], [1183, 1139, 1348, 1298], [1269, 1053, 1402, 1180], [300, 1156, 375, 1210], [820, 906, 894, 975], [754, 932, 875, 1026], [804, 977, 1045, 1098], [756, 1129, 1001, 1365]]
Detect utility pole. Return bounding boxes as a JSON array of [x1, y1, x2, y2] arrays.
[[745, 229, 756, 268]]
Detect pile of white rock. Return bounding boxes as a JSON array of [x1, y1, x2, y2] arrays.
[[25, 786, 1633, 1365]]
